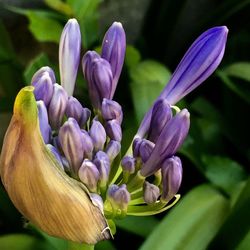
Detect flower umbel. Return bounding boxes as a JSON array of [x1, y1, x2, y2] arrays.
[[0, 19, 228, 244]]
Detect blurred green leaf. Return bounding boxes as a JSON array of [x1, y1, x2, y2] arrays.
[[236, 231, 250, 250], [0, 234, 54, 250], [115, 216, 159, 238], [223, 62, 250, 82], [129, 60, 171, 122], [95, 240, 116, 250], [44, 0, 73, 16], [202, 155, 247, 195], [140, 185, 230, 250], [208, 178, 250, 250], [125, 45, 141, 69], [24, 53, 53, 84]]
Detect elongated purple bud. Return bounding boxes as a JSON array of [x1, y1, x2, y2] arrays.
[[93, 151, 110, 188], [105, 140, 121, 162], [161, 156, 182, 202], [105, 119, 122, 142], [82, 51, 100, 82], [91, 58, 113, 109], [143, 181, 160, 204], [121, 156, 135, 174], [81, 130, 94, 159], [78, 159, 100, 192], [80, 108, 91, 127], [132, 138, 143, 158], [31, 66, 56, 85], [148, 99, 172, 143], [58, 118, 84, 174], [37, 100, 51, 144], [101, 22, 126, 98], [141, 109, 190, 177], [59, 18, 81, 96], [48, 84, 68, 129], [66, 96, 83, 123], [107, 184, 130, 210], [101, 99, 123, 124], [32, 72, 54, 106], [46, 144, 64, 170], [138, 26, 228, 137], [89, 120, 106, 151], [139, 139, 155, 163]]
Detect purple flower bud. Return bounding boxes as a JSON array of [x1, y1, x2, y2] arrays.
[[89, 120, 106, 151], [121, 156, 135, 174], [52, 136, 62, 152], [137, 26, 228, 138], [32, 72, 54, 106], [161, 156, 182, 202], [78, 159, 100, 192], [105, 140, 121, 162], [141, 109, 190, 177], [31, 66, 56, 85], [101, 22, 126, 98], [132, 137, 143, 158], [81, 130, 94, 159], [101, 99, 123, 124], [91, 58, 113, 109], [105, 119, 122, 142], [48, 84, 68, 129], [82, 51, 100, 82], [139, 139, 155, 163], [148, 99, 172, 143], [59, 19, 81, 96], [143, 181, 160, 204], [80, 108, 91, 127], [46, 144, 64, 170], [37, 100, 51, 144], [58, 118, 84, 174], [107, 184, 130, 210], [66, 96, 83, 123]]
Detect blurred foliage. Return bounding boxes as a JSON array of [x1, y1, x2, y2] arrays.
[[0, 0, 249, 249]]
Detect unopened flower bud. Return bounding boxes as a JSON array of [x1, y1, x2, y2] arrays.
[[89, 120, 106, 151], [78, 159, 100, 192], [132, 138, 142, 158], [105, 119, 122, 142], [107, 184, 130, 210], [139, 139, 155, 163], [105, 140, 121, 162], [31, 66, 56, 85], [58, 118, 84, 174], [101, 22, 126, 98], [101, 99, 123, 124], [59, 19, 81, 96], [121, 156, 135, 174], [66, 96, 84, 123], [80, 108, 91, 127], [143, 181, 160, 204], [161, 156, 182, 202], [37, 100, 51, 144], [148, 99, 172, 143], [81, 130, 94, 159], [141, 109, 190, 177], [93, 151, 110, 189], [48, 84, 68, 129], [32, 72, 54, 106], [46, 144, 64, 170]]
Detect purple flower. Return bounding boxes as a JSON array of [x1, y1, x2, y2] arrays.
[[139, 139, 155, 163], [121, 156, 136, 174], [31, 66, 56, 86], [89, 120, 107, 151], [101, 99, 123, 124], [46, 144, 64, 170], [81, 130, 94, 159], [101, 22, 126, 98], [105, 140, 121, 162], [105, 119, 122, 142], [140, 109, 190, 177], [138, 26, 228, 137], [66, 96, 84, 124], [161, 156, 182, 202], [59, 19, 81, 96], [143, 181, 160, 204]]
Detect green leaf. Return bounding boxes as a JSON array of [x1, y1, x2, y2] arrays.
[[129, 60, 171, 122], [95, 240, 116, 250], [24, 53, 54, 84], [115, 216, 159, 238], [202, 155, 247, 195], [44, 0, 73, 16], [125, 45, 141, 69], [0, 234, 54, 250], [140, 185, 230, 250], [223, 62, 250, 82]]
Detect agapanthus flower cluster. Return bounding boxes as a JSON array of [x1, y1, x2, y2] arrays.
[[0, 18, 228, 243]]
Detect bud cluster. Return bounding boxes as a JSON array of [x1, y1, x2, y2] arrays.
[[31, 19, 228, 226]]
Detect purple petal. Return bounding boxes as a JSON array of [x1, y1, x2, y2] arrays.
[[105, 119, 122, 142], [101, 98, 123, 124], [31, 66, 56, 85], [143, 181, 160, 204], [89, 120, 107, 151]]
